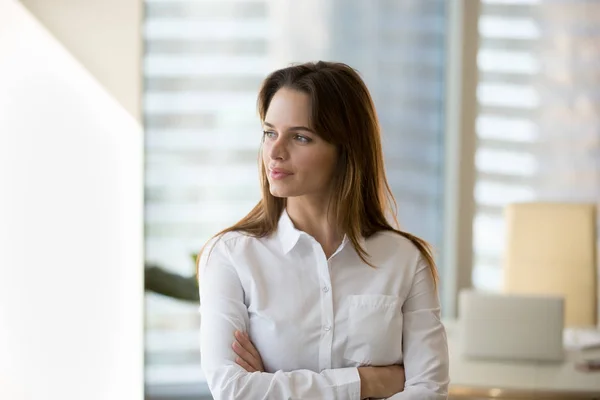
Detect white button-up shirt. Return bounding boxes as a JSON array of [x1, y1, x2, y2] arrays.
[[199, 211, 449, 399]]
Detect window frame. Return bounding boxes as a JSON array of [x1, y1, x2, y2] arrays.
[[440, 0, 480, 317]]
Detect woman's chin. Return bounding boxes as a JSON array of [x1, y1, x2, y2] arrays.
[[269, 185, 296, 198], [269, 189, 290, 198]]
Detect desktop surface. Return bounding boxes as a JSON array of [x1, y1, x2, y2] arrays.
[[445, 319, 600, 398]]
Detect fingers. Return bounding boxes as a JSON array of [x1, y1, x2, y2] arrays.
[[232, 330, 264, 372], [235, 355, 257, 372], [232, 340, 259, 371], [235, 331, 261, 362], [235, 331, 262, 362]]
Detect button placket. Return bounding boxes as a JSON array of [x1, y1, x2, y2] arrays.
[[313, 242, 335, 371]]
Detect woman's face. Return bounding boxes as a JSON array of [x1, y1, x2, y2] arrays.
[[262, 88, 338, 200]]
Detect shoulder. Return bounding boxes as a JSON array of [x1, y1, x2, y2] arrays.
[[197, 231, 251, 276], [201, 231, 244, 255], [215, 230, 248, 246], [198, 230, 277, 278], [368, 229, 423, 262], [367, 230, 436, 290], [203, 230, 272, 258]]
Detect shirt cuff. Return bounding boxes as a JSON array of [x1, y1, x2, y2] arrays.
[[330, 367, 361, 400]]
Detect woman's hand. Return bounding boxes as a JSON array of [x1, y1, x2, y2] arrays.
[[358, 365, 405, 399], [232, 330, 265, 372]]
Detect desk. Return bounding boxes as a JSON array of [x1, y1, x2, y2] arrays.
[[445, 321, 600, 399]]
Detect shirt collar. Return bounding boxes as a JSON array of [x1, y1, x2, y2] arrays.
[[277, 209, 302, 255], [277, 209, 367, 255]]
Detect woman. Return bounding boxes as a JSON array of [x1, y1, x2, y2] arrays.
[[198, 61, 449, 399]]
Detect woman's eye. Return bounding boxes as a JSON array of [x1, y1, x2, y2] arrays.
[[262, 130, 276, 139], [294, 135, 311, 144]]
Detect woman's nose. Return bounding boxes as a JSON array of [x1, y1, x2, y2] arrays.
[[269, 137, 287, 160]]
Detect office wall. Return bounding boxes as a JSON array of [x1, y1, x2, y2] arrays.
[[19, 0, 142, 120], [0, 1, 144, 399]]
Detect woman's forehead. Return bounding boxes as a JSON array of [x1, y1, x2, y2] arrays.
[[265, 88, 311, 126]]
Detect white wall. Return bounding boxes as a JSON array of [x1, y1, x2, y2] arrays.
[[0, 1, 144, 399], [19, 0, 142, 119]]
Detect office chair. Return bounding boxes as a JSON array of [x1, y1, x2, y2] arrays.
[[503, 202, 598, 327]]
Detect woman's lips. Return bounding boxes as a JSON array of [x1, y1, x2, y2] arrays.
[[269, 169, 293, 180]]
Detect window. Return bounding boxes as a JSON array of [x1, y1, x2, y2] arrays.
[[143, 0, 448, 396], [472, 0, 600, 291]]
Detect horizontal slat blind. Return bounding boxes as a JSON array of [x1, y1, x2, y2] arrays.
[[473, 0, 600, 291]]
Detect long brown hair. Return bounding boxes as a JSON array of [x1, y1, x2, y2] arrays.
[[198, 61, 438, 284]]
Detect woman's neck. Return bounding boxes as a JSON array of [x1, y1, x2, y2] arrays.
[[286, 196, 344, 258]]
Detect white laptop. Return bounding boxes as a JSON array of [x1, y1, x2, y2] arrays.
[[459, 290, 565, 362]]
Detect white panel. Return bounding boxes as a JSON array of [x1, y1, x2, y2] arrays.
[[0, 1, 144, 399]]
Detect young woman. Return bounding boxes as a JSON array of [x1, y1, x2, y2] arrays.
[[198, 61, 449, 399]]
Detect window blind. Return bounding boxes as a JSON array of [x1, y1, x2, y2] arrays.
[[473, 0, 600, 291]]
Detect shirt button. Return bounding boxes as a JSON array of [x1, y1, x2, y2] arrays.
[[324, 325, 331, 332], [322, 286, 330, 293]]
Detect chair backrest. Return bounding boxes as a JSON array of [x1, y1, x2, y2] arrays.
[[503, 202, 598, 327]]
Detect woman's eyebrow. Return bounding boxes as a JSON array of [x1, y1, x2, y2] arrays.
[[263, 121, 315, 133]]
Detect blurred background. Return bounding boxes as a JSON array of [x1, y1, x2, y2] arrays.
[[142, 0, 599, 398], [144, 0, 448, 397], [1, 0, 599, 399]]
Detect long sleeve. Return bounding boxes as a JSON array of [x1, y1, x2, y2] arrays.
[[198, 237, 361, 400], [387, 258, 450, 400]]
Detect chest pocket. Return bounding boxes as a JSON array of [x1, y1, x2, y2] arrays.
[[343, 294, 403, 366]]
